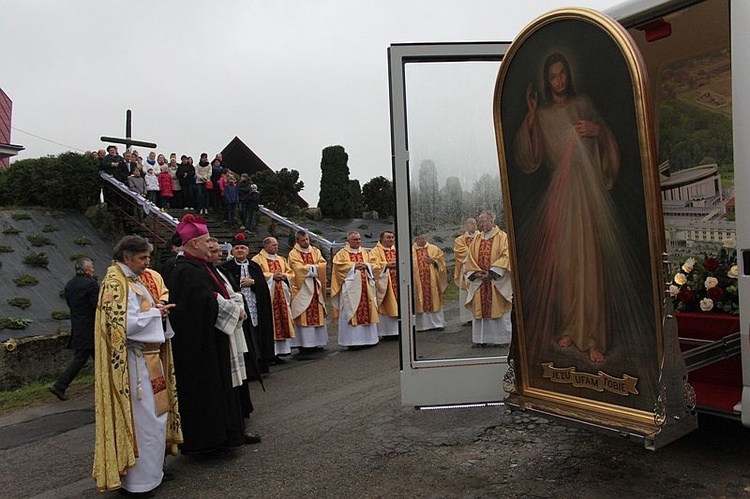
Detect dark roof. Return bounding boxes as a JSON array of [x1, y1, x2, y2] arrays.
[[221, 136, 274, 177], [220, 136, 308, 208]]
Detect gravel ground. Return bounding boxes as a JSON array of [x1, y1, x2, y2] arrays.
[[2, 334, 750, 499]]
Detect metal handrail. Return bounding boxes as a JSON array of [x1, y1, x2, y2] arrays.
[[259, 205, 345, 257], [682, 331, 741, 372], [101, 173, 342, 257], [100, 172, 178, 244]]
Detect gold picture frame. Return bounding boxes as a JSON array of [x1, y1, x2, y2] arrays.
[[493, 8, 684, 440]]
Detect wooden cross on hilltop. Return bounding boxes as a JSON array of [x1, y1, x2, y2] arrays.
[[100, 109, 157, 152]]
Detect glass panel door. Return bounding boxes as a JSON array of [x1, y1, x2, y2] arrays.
[[389, 42, 511, 406]]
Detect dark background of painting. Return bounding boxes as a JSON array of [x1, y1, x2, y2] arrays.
[[496, 16, 660, 412]]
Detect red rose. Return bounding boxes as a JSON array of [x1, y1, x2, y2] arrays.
[[677, 288, 694, 303], [704, 258, 720, 272], [707, 286, 724, 301]]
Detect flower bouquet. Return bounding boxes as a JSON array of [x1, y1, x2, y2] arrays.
[[670, 249, 739, 314]]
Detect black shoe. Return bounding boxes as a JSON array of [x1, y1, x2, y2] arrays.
[[162, 470, 175, 483], [244, 432, 262, 445], [273, 356, 287, 364], [48, 385, 69, 401]]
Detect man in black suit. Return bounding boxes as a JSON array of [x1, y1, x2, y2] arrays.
[[220, 233, 275, 371], [176, 155, 196, 209], [49, 258, 99, 401]]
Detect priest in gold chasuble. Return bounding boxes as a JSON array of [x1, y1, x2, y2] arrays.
[[464, 212, 513, 346], [93, 235, 181, 495], [411, 232, 448, 332], [371, 230, 399, 338], [252, 236, 296, 356], [453, 217, 478, 324], [288, 230, 329, 350], [331, 231, 380, 348]]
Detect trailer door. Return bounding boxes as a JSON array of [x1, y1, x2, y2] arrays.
[[388, 42, 512, 407]]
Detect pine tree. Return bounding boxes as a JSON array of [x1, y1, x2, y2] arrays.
[[252, 168, 304, 216], [362, 176, 394, 218], [318, 145, 353, 218]]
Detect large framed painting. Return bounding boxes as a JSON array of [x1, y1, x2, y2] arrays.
[[494, 8, 694, 444]]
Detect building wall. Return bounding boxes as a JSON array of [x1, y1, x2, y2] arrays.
[[0, 88, 12, 169], [661, 173, 721, 203]]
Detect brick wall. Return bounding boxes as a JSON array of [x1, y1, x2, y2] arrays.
[[0, 88, 12, 169]]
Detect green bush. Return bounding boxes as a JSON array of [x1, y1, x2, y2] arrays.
[[2, 225, 21, 235], [74, 236, 91, 246], [26, 234, 54, 247], [69, 253, 90, 261], [7, 297, 31, 309], [41, 224, 59, 232], [10, 213, 31, 220], [0, 317, 32, 330], [51, 310, 70, 320], [13, 274, 39, 287], [23, 251, 49, 268], [0, 152, 100, 210], [85, 204, 123, 240], [0, 245, 14, 252]]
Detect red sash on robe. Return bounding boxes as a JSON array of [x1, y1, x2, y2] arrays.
[[415, 247, 433, 311], [384, 248, 398, 301], [139, 271, 161, 302], [301, 252, 321, 326], [268, 259, 293, 339], [349, 251, 372, 325], [478, 238, 494, 319]]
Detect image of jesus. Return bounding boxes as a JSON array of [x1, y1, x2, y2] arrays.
[[513, 52, 621, 364]]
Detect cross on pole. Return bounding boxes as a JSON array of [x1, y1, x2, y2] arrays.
[[100, 109, 157, 151]]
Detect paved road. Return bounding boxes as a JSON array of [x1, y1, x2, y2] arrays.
[[2, 338, 750, 498]]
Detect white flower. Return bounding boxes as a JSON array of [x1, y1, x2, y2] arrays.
[[723, 238, 737, 249], [700, 297, 714, 311], [705, 276, 719, 289], [728, 265, 739, 279], [674, 273, 687, 286], [669, 284, 680, 297], [682, 257, 696, 273]]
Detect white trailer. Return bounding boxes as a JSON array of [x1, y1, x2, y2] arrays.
[[389, 0, 748, 445]]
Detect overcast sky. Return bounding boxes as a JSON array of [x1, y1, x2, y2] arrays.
[[2, 0, 621, 205]]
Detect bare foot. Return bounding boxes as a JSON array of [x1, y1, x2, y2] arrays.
[[557, 335, 573, 347], [589, 347, 604, 363]]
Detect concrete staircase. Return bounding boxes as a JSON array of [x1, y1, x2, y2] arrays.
[[121, 206, 272, 254]]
